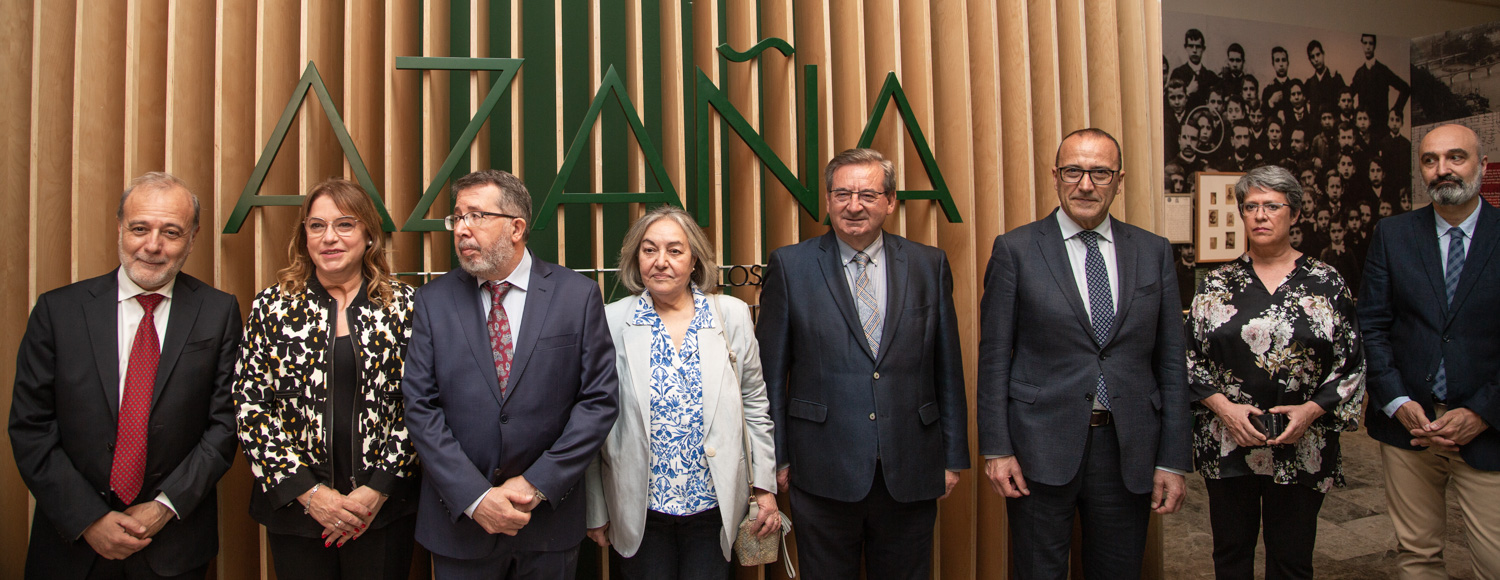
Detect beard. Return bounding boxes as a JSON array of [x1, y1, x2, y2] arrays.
[[458, 237, 516, 280], [118, 234, 191, 291], [1427, 173, 1481, 206]]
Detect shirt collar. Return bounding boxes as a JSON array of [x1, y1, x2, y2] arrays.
[[836, 234, 885, 267], [1435, 202, 1482, 241], [474, 248, 534, 293], [1056, 210, 1115, 244], [117, 268, 176, 303]]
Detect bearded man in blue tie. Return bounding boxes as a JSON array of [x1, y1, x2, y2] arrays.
[[979, 128, 1190, 579], [1360, 123, 1500, 579]]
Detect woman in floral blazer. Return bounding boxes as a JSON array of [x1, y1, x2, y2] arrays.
[[1187, 166, 1365, 580], [233, 179, 419, 579]]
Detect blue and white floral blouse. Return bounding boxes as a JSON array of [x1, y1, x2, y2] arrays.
[[633, 289, 719, 515]]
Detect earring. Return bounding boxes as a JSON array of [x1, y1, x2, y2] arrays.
[[367, 240, 373, 247]]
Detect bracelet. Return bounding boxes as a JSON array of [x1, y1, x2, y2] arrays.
[[301, 483, 322, 514]]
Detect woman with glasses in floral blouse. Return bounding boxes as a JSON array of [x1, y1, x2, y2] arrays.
[[1187, 165, 1366, 580]]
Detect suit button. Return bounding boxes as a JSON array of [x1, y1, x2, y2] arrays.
[[869, 413, 877, 421], [873, 372, 881, 380], [107, 443, 114, 452], [500, 414, 509, 424], [1444, 336, 1452, 343], [1426, 374, 1435, 382], [1085, 392, 1095, 401], [705, 447, 716, 457], [1099, 354, 1109, 361]]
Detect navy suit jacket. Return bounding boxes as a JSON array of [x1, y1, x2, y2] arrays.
[[757, 231, 970, 503], [10, 271, 241, 579], [402, 254, 618, 558], [977, 212, 1190, 494], [1359, 202, 1500, 470]]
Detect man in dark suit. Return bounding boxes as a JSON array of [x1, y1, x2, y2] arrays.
[[402, 169, 618, 579], [1351, 34, 1410, 125], [10, 173, 241, 579], [1169, 29, 1218, 109], [758, 148, 969, 579], [1304, 40, 1346, 121], [1359, 123, 1500, 578], [979, 129, 1190, 579]]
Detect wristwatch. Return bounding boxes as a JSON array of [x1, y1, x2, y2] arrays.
[[533, 488, 548, 503]]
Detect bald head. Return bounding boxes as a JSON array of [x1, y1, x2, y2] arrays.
[[1419, 124, 1487, 207]]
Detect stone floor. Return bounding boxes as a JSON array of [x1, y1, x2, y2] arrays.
[[1163, 428, 1480, 579]]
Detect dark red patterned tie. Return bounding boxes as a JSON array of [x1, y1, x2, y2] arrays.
[[485, 281, 515, 397], [111, 293, 163, 504]]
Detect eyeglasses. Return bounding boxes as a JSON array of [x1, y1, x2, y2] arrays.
[[444, 211, 520, 231], [1057, 166, 1119, 185], [1240, 202, 1290, 215], [830, 189, 887, 206], [305, 216, 361, 237]]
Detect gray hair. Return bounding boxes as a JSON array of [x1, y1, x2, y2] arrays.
[[1233, 165, 1305, 217], [452, 169, 534, 240], [118, 172, 201, 229], [616, 205, 719, 294], [825, 148, 896, 195]]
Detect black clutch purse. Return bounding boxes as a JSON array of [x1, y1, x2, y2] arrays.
[[1251, 412, 1288, 440]]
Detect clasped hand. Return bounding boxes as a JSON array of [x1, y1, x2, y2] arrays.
[[473, 476, 542, 536], [300, 485, 374, 547]]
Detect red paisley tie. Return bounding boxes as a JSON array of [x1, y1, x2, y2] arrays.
[[485, 281, 515, 397], [111, 293, 163, 504]]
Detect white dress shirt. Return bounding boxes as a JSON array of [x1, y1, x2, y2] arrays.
[[466, 250, 534, 517], [115, 268, 179, 516]]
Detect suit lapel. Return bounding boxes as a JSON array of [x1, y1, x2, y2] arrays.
[[817, 233, 873, 361], [504, 256, 554, 405], [87, 273, 122, 416], [623, 316, 655, 429], [1106, 219, 1137, 346], [150, 275, 201, 412], [698, 305, 728, 436], [875, 234, 908, 367], [1448, 202, 1500, 326], [1036, 213, 1096, 344], [1414, 207, 1449, 317], [456, 269, 505, 406]]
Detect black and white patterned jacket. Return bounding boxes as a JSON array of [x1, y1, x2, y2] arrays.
[[233, 276, 418, 515]]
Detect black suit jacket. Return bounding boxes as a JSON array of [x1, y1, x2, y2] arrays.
[[758, 232, 970, 503], [1359, 202, 1500, 470], [402, 254, 618, 559], [9, 270, 241, 579], [977, 212, 1190, 494]]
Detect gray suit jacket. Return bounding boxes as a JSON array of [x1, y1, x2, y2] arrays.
[[584, 292, 776, 559], [758, 231, 970, 503], [977, 211, 1190, 494]]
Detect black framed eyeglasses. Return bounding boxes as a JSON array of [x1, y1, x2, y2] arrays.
[[1057, 166, 1119, 185], [305, 216, 361, 237], [444, 211, 521, 231]]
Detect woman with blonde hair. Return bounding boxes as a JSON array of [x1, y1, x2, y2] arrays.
[[233, 178, 419, 578]]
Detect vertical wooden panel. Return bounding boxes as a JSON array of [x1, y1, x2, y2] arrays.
[[385, 0, 423, 278], [759, 0, 800, 255], [72, 1, 128, 279], [1027, 0, 1063, 217], [254, 0, 300, 289], [422, 0, 452, 272], [166, 0, 218, 284], [998, 0, 1040, 230], [1084, 0, 1126, 225], [126, 0, 170, 180], [1121, 0, 1164, 233], [1054, 0, 1090, 133], [898, 0, 938, 246], [28, 0, 76, 300], [723, 0, 760, 302], [0, 0, 37, 574]]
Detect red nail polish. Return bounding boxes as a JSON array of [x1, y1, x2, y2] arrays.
[[324, 540, 332, 547]]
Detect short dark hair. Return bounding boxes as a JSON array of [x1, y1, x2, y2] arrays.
[[1166, 78, 1187, 92], [1227, 43, 1244, 56], [1242, 74, 1259, 90], [1362, 33, 1377, 47], [1055, 128, 1123, 169], [824, 148, 897, 195], [451, 169, 534, 240], [1287, 78, 1304, 92], [1307, 40, 1324, 55], [1271, 46, 1288, 58], [1185, 29, 1205, 44]]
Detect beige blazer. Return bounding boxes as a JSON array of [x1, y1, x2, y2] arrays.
[[585, 292, 777, 559]]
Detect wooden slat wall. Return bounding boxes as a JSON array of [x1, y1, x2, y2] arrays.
[[0, 1, 1168, 578]]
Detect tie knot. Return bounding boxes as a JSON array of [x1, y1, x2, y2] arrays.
[[136, 293, 164, 313], [1077, 230, 1100, 248], [852, 252, 871, 267], [1448, 227, 1466, 241], [485, 280, 512, 301]]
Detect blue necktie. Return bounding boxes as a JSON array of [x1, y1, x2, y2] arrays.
[[1434, 227, 1466, 401], [1078, 231, 1113, 410]]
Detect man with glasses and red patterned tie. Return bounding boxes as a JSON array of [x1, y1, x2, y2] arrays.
[[1360, 123, 1500, 579], [758, 147, 969, 579], [979, 129, 1189, 579], [10, 173, 242, 579], [401, 169, 618, 579]]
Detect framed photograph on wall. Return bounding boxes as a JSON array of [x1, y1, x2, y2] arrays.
[[1196, 172, 1244, 263]]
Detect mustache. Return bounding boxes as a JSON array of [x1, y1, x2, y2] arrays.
[[1428, 173, 1464, 189], [457, 240, 482, 252]]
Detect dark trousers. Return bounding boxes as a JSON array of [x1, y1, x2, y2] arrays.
[[85, 559, 207, 580], [615, 508, 730, 580], [790, 467, 937, 580], [431, 544, 579, 580], [1006, 422, 1151, 580], [266, 514, 417, 580], [1204, 474, 1325, 580]]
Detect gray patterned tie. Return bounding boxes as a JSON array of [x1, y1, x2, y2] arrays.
[[853, 252, 882, 356], [1434, 227, 1466, 401], [1078, 231, 1113, 410]]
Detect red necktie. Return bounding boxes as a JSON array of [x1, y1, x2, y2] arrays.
[[111, 293, 163, 504], [485, 281, 515, 397]]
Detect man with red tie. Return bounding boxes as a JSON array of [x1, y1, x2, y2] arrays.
[[10, 173, 242, 579]]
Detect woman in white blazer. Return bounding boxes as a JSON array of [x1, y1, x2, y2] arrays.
[[585, 206, 779, 579]]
